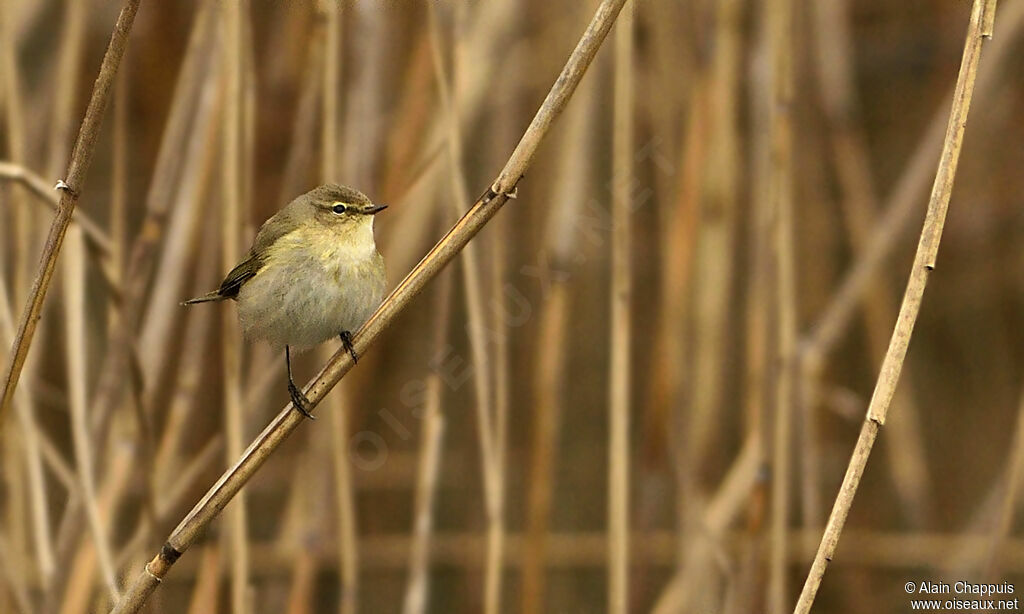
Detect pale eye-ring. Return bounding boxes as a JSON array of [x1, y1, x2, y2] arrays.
[[331, 202, 347, 214]]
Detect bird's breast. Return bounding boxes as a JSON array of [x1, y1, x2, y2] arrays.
[[236, 226, 385, 350]]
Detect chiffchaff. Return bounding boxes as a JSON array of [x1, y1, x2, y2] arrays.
[[185, 184, 387, 418]]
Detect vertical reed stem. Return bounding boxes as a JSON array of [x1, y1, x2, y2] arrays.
[[767, 0, 795, 607], [65, 227, 121, 602], [608, 3, 634, 612], [221, 2, 251, 612], [401, 267, 452, 614], [427, 5, 505, 610], [318, 4, 360, 612]]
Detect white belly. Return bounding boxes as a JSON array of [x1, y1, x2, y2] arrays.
[[236, 239, 385, 351]]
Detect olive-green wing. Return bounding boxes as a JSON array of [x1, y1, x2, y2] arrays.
[[183, 254, 263, 304], [217, 254, 263, 298], [184, 198, 302, 305]]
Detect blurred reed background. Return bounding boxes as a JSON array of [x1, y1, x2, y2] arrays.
[[1, 1, 1023, 613]]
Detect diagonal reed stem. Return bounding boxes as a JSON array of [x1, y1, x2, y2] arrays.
[[793, 0, 998, 610], [109, 1, 628, 611], [0, 0, 142, 426]]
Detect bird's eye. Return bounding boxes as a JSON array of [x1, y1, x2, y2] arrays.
[[331, 203, 347, 214]]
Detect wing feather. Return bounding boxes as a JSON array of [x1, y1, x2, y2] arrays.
[[184, 195, 305, 305], [216, 255, 263, 298]]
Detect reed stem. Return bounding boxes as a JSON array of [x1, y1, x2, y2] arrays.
[[110, 2, 629, 611], [794, 1, 998, 610]]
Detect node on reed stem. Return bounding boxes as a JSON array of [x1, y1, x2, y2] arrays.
[[794, 1, 999, 610]]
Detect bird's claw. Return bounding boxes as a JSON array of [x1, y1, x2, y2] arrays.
[[340, 332, 358, 364], [288, 381, 316, 419]]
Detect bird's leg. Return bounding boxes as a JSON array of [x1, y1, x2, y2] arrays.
[[286, 345, 315, 420], [339, 331, 358, 363]]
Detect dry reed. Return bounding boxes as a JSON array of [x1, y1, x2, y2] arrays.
[[220, 3, 252, 613], [110, 2, 628, 611], [807, 0, 931, 528], [766, 0, 796, 609], [425, 6, 505, 611], [319, 5, 360, 613], [608, 2, 634, 612], [401, 264, 452, 614], [795, 0, 999, 609], [520, 29, 598, 611], [1, 2, 1020, 611], [0, 0, 141, 423]]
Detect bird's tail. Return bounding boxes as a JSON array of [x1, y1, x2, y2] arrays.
[[182, 291, 226, 305]]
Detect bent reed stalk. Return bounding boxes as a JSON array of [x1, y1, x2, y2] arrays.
[[110, 1, 628, 611], [0, 0, 142, 425], [794, 0, 998, 611]]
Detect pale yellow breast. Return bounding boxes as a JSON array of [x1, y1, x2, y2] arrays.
[[239, 221, 385, 350]]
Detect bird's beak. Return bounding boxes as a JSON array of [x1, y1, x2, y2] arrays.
[[365, 204, 388, 215]]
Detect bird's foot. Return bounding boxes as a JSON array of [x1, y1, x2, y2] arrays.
[[340, 331, 358, 363], [288, 381, 316, 420]]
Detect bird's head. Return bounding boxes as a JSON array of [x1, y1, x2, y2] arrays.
[[303, 183, 387, 232]]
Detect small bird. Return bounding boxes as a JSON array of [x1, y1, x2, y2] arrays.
[[185, 184, 387, 418]]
